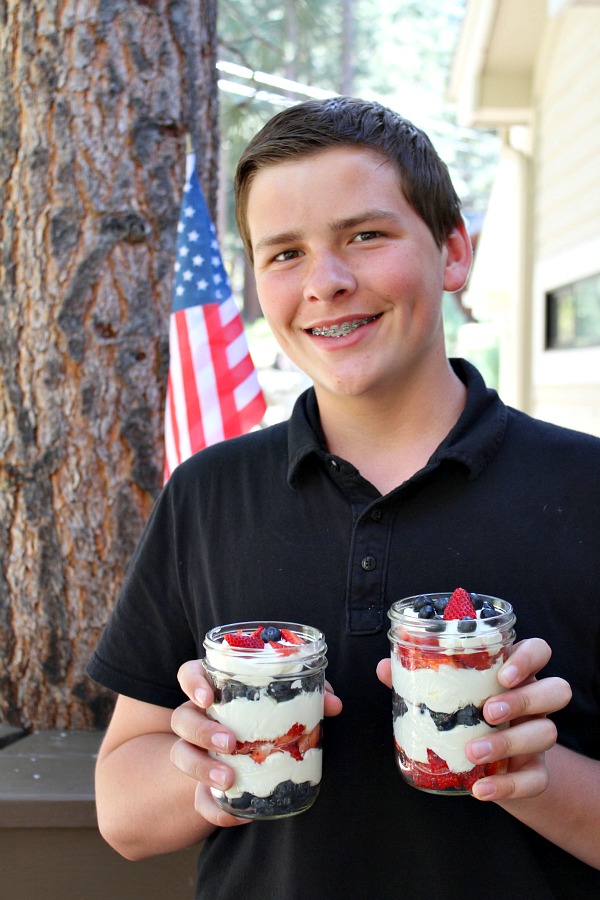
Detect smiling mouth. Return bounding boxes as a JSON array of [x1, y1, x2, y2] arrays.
[[308, 314, 382, 338]]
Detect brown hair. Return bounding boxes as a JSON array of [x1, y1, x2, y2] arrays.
[[234, 96, 463, 260]]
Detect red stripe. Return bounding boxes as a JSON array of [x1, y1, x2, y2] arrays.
[[175, 309, 205, 453], [204, 304, 242, 438]]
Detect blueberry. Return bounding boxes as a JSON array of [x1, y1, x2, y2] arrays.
[[229, 792, 252, 810], [261, 626, 281, 642], [222, 680, 247, 702], [293, 782, 313, 804], [272, 781, 296, 810], [470, 593, 484, 610], [426, 619, 446, 633], [251, 797, 276, 816], [455, 704, 482, 727], [457, 617, 477, 633], [417, 603, 435, 619], [245, 686, 261, 701], [430, 709, 457, 731], [433, 597, 449, 615], [412, 595, 431, 611], [392, 691, 408, 719], [480, 604, 497, 620], [267, 681, 298, 702], [273, 780, 295, 800]]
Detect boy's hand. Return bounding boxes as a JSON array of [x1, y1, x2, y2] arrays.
[[375, 637, 571, 801]]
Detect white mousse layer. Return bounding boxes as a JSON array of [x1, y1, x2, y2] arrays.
[[205, 642, 304, 685], [393, 709, 495, 773], [208, 689, 323, 743], [210, 747, 322, 799]]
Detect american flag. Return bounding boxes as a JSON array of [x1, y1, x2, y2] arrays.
[[164, 155, 267, 480]]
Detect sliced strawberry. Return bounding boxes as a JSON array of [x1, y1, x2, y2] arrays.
[[443, 587, 477, 621], [298, 723, 322, 755], [250, 625, 265, 640], [279, 628, 305, 645], [223, 631, 264, 649], [269, 641, 300, 656]]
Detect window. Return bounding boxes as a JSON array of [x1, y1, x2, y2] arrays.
[[546, 273, 600, 349]]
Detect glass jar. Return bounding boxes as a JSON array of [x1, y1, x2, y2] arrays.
[[388, 593, 516, 795], [203, 621, 327, 819]]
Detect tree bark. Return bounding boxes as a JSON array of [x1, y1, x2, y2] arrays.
[[0, 0, 218, 730]]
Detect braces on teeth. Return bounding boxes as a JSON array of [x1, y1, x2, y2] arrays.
[[311, 315, 378, 337]]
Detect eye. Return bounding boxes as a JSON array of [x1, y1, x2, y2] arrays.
[[352, 230, 384, 243], [273, 248, 301, 262]]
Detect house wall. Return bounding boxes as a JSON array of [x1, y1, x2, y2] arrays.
[[531, 6, 600, 436]]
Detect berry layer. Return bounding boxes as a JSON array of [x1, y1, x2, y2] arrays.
[[211, 746, 322, 800]]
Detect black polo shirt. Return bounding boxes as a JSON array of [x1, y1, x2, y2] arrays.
[[88, 359, 600, 899]]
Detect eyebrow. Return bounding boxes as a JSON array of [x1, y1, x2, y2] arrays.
[[253, 208, 400, 256]]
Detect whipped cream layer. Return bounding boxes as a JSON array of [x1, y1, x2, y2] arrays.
[[210, 747, 322, 799], [208, 688, 323, 743], [205, 641, 305, 685], [393, 710, 495, 773]]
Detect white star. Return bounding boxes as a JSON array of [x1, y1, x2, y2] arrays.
[[179, 245, 189, 257], [174, 262, 181, 272], [197, 279, 208, 290], [192, 254, 204, 267], [175, 285, 184, 296], [211, 255, 220, 267], [188, 230, 199, 242], [184, 206, 194, 218], [213, 273, 222, 285], [183, 270, 192, 281]]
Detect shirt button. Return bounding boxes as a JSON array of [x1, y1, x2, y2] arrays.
[[370, 509, 383, 521], [329, 459, 340, 470], [361, 556, 377, 571]]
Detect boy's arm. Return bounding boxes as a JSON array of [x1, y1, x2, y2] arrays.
[[94, 694, 244, 861], [496, 743, 600, 870]]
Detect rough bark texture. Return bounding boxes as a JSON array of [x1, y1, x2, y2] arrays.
[[0, 0, 218, 730]]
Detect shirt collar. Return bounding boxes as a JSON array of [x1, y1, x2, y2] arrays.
[[286, 359, 507, 488]]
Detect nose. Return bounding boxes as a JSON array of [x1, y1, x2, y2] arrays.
[[303, 251, 356, 303]]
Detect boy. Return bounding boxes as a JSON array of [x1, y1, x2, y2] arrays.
[[88, 98, 599, 898]]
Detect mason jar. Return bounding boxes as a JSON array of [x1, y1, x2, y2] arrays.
[[388, 593, 516, 795], [202, 621, 327, 819]]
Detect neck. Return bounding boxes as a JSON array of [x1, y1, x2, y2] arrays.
[[316, 361, 467, 494]]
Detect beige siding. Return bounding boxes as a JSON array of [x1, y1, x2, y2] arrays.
[[535, 10, 600, 259]]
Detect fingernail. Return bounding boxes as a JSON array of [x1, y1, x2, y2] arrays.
[[473, 780, 496, 800], [487, 700, 509, 722], [469, 739, 492, 761], [195, 687, 211, 707], [501, 665, 519, 687], [209, 767, 228, 788], [212, 732, 230, 751]]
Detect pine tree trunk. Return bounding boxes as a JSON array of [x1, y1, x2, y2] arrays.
[[0, 0, 218, 730]]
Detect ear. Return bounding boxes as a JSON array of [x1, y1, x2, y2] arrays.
[[443, 219, 472, 293]]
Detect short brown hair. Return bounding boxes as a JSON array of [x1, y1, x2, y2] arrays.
[[234, 96, 463, 260]]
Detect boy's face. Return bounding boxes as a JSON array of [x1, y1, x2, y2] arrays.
[[246, 146, 471, 407]]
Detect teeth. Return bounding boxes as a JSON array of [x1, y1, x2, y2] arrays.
[[311, 315, 378, 337]]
